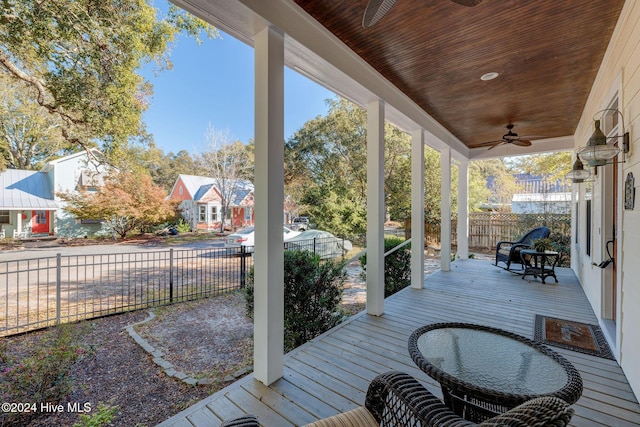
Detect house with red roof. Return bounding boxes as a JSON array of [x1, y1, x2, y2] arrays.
[[169, 174, 254, 232]]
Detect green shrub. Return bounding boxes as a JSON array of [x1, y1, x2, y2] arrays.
[[175, 218, 192, 233], [549, 233, 571, 267], [244, 251, 346, 352], [531, 237, 553, 252], [361, 236, 411, 297]]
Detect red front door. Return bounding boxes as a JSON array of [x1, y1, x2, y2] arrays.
[[31, 210, 50, 234]]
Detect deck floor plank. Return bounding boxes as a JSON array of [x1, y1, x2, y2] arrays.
[[158, 260, 640, 427]]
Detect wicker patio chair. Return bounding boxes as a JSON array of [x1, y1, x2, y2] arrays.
[[495, 226, 550, 271], [220, 371, 574, 427]]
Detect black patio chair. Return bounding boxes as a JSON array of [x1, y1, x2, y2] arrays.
[[495, 226, 550, 271], [220, 371, 574, 427]]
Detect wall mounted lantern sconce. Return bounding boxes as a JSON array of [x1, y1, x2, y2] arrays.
[[566, 157, 593, 183], [577, 109, 630, 167]]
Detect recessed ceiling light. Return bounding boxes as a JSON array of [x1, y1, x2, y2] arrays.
[[481, 72, 499, 81]]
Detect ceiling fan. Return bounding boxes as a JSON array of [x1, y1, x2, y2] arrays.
[[479, 124, 546, 150], [363, 0, 483, 28]]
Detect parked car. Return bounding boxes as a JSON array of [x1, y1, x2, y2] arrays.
[[284, 230, 353, 259], [289, 216, 311, 231], [225, 226, 301, 253]]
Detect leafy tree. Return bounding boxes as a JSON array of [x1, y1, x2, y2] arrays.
[[510, 152, 572, 182], [196, 126, 254, 232], [114, 139, 204, 193], [0, 71, 74, 170], [0, 0, 217, 154], [303, 186, 367, 236], [471, 159, 521, 211], [57, 171, 180, 238], [286, 98, 420, 234], [150, 149, 204, 192], [286, 98, 492, 234]]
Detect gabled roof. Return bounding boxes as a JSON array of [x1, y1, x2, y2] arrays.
[[193, 183, 215, 201], [174, 174, 254, 204], [0, 169, 57, 210], [175, 174, 216, 200]]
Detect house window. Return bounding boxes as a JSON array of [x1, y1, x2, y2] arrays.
[[35, 211, 47, 224], [179, 186, 183, 195], [199, 206, 206, 222], [210, 206, 218, 222], [245, 207, 251, 221], [0, 210, 9, 224]]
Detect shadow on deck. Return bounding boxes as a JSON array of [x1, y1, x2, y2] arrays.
[[158, 259, 640, 427]]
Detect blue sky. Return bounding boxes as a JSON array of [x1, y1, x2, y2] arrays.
[[141, 13, 336, 155]]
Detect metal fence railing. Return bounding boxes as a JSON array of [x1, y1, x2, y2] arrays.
[[284, 236, 352, 260], [1, 237, 355, 337], [0, 247, 252, 337]]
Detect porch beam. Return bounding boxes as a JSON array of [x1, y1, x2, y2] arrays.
[[411, 129, 425, 289], [457, 159, 469, 259], [253, 25, 285, 386], [440, 147, 451, 271], [366, 100, 385, 315]]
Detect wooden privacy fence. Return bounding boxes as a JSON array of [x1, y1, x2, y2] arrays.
[[408, 212, 571, 250]]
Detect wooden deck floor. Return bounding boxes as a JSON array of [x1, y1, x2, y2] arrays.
[[157, 259, 640, 426]]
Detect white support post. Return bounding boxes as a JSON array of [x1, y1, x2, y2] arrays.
[[17, 211, 22, 234], [457, 159, 469, 260], [253, 26, 284, 386], [411, 129, 425, 289], [366, 100, 385, 316], [440, 147, 452, 271]]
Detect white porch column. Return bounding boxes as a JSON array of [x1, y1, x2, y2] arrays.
[[366, 100, 385, 316], [411, 129, 425, 289], [440, 147, 452, 271], [457, 159, 469, 259], [253, 26, 284, 386], [16, 211, 22, 235]]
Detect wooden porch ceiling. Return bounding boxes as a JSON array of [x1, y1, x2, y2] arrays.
[[293, 0, 625, 151]]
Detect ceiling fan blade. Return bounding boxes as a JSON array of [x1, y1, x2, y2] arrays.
[[450, 0, 483, 6], [512, 139, 533, 147], [471, 139, 504, 148], [517, 135, 547, 141], [362, 0, 397, 28], [487, 141, 505, 151]]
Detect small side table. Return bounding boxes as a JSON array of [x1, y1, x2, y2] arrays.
[[520, 249, 559, 284]]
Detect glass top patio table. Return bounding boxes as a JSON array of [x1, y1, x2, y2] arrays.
[[408, 322, 583, 421]]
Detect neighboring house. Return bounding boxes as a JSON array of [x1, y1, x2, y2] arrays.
[[169, 174, 255, 232], [511, 193, 571, 214], [482, 173, 571, 213], [511, 174, 571, 214], [0, 169, 57, 238], [0, 149, 110, 239]]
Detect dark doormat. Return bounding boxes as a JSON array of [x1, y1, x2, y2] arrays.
[[534, 315, 615, 360]]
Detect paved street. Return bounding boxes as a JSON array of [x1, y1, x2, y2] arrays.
[[0, 237, 225, 261]]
